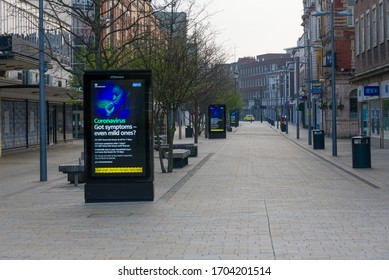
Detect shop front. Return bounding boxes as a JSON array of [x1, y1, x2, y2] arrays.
[[358, 83, 389, 148]]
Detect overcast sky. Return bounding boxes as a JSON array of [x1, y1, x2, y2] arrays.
[[195, 0, 305, 62]]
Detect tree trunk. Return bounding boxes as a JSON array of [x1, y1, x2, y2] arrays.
[[166, 109, 177, 173], [204, 112, 208, 138], [193, 106, 199, 144], [153, 109, 166, 173]]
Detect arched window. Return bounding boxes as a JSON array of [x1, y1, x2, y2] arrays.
[[349, 89, 358, 119]]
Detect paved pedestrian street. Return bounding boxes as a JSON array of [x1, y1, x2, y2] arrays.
[[0, 122, 389, 260]]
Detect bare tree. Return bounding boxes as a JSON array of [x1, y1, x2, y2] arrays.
[[135, 0, 232, 172], [10, 0, 232, 172], [21, 0, 176, 92]]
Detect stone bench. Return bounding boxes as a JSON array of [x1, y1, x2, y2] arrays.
[[58, 164, 84, 186], [58, 152, 85, 186], [158, 143, 198, 157], [164, 149, 190, 168]]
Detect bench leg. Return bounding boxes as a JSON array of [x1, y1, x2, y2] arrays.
[[172, 158, 188, 168], [74, 174, 79, 187], [173, 159, 183, 168]]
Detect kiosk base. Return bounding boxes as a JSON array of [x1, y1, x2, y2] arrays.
[[85, 182, 154, 203], [209, 132, 226, 139]]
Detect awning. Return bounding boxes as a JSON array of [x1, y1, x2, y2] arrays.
[[0, 84, 79, 103]]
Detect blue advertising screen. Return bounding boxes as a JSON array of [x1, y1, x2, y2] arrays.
[[84, 71, 152, 181], [230, 110, 237, 126], [209, 105, 226, 132], [90, 79, 147, 177]]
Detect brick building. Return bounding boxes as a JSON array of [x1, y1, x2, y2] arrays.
[[350, 0, 389, 148], [237, 54, 293, 122], [310, 0, 358, 138]]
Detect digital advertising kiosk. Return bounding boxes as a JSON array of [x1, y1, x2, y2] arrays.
[[230, 110, 239, 127], [208, 104, 226, 139], [83, 70, 153, 202]]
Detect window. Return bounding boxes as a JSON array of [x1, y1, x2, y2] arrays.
[[366, 11, 371, 50], [387, 0, 389, 39], [355, 19, 360, 54], [347, 0, 355, 27], [370, 100, 381, 136], [361, 15, 365, 52], [384, 100, 389, 140], [347, 7, 354, 26], [349, 90, 358, 119], [373, 6, 377, 46], [380, 2, 384, 43]]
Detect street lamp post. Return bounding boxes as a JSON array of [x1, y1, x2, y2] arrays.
[[307, 38, 312, 145], [295, 56, 300, 139], [39, 0, 47, 181], [330, 4, 337, 156], [288, 56, 300, 139], [285, 45, 321, 140], [234, 69, 239, 126], [313, 1, 352, 156]]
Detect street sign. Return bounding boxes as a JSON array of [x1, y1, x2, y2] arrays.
[[311, 80, 322, 94]]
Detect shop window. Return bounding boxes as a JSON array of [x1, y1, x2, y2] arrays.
[[349, 90, 358, 119], [370, 99, 381, 136], [384, 100, 389, 140]]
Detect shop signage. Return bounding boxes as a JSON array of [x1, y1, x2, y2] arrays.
[[364, 86, 380, 96], [311, 80, 322, 94]]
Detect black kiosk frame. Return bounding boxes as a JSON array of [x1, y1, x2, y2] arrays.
[[230, 110, 239, 127], [208, 104, 226, 139], [84, 70, 153, 202]]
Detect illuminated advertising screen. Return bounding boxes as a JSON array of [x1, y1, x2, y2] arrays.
[[230, 110, 239, 127], [208, 104, 226, 139], [84, 70, 153, 202], [90, 79, 147, 177]]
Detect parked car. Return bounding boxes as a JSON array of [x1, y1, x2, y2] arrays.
[[244, 114, 254, 122]]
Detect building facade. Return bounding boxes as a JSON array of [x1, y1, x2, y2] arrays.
[[0, 0, 73, 156], [0, 0, 167, 156], [302, 0, 357, 138], [351, 0, 389, 148], [237, 54, 293, 123]]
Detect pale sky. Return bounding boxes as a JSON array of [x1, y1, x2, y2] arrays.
[[196, 0, 305, 62]]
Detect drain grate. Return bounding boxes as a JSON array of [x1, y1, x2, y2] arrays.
[[87, 213, 133, 218], [159, 153, 214, 203]]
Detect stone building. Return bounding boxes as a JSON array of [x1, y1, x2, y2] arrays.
[[305, 0, 358, 138], [350, 0, 389, 148]]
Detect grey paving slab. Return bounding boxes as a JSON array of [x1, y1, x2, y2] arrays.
[[0, 122, 389, 260]]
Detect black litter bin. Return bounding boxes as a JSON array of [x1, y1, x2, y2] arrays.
[[280, 116, 287, 132], [185, 126, 193, 138], [352, 136, 371, 168], [312, 129, 325, 149]]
